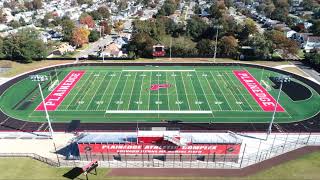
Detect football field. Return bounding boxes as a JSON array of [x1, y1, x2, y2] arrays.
[[1, 65, 319, 123]]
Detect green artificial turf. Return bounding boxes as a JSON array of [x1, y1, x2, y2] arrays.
[[0, 65, 319, 123]]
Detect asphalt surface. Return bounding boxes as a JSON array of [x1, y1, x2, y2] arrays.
[[76, 35, 113, 58], [291, 61, 320, 84]]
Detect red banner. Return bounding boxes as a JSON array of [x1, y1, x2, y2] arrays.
[[78, 143, 241, 155], [233, 70, 285, 112], [36, 70, 85, 111]]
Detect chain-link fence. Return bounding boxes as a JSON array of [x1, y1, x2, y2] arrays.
[[1, 132, 319, 169], [0, 153, 59, 166]]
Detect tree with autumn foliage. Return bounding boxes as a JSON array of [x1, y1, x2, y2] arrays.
[[71, 27, 90, 48], [79, 14, 95, 28], [100, 20, 112, 35], [219, 35, 239, 56], [114, 20, 124, 34], [265, 30, 299, 58]]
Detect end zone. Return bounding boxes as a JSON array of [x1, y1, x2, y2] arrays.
[[233, 70, 285, 112], [35, 70, 86, 111]]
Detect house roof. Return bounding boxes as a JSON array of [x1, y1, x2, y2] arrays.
[[308, 36, 320, 43]]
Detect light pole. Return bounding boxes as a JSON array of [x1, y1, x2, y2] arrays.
[[213, 25, 223, 63], [31, 75, 60, 166], [169, 37, 172, 61], [267, 76, 291, 137]]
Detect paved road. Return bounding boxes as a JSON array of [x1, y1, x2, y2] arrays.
[[76, 35, 113, 58], [291, 61, 320, 84]]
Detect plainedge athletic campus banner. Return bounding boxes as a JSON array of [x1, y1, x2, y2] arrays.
[[233, 70, 285, 112], [36, 70, 86, 111], [78, 144, 241, 155]]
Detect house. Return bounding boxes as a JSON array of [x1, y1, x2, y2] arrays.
[[302, 36, 320, 53], [114, 37, 127, 48], [101, 43, 123, 57], [291, 33, 313, 44], [51, 43, 75, 56], [284, 29, 297, 38]]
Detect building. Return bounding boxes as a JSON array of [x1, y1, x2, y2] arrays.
[[303, 36, 320, 53]]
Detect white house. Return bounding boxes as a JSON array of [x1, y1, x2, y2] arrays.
[[303, 36, 320, 53]]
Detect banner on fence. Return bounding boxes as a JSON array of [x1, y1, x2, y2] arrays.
[[78, 143, 241, 155]]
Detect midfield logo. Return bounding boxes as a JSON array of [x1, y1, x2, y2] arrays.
[[150, 84, 171, 91]]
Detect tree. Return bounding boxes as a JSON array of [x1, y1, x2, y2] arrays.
[[266, 30, 299, 57], [186, 16, 209, 40], [305, 52, 320, 68], [8, 20, 21, 28], [118, 0, 128, 11], [114, 20, 124, 34], [77, 0, 93, 5], [126, 32, 156, 58], [0, 9, 6, 23], [310, 20, 320, 36], [219, 35, 239, 56], [89, 30, 99, 42], [3, 28, 47, 63], [193, 4, 201, 15], [208, 0, 226, 19], [89, 6, 110, 20], [97, 6, 110, 19], [245, 34, 273, 58], [71, 27, 90, 47], [196, 39, 215, 55], [100, 20, 112, 35], [61, 19, 75, 42], [271, 0, 289, 22], [79, 14, 95, 28], [0, 37, 4, 58], [239, 18, 258, 41], [157, 0, 178, 16], [32, 0, 43, 9], [301, 0, 319, 11], [24, 0, 42, 10]]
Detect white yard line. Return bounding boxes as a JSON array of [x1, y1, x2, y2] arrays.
[[126, 72, 137, 110], [116, 73, 130, 110], [157, 72, 160, 111], [65, 72, 93, 110], [182, 72, 199, 110], [85, 72, 108, 110], [194, 72, 213, 112], [75, 72, 101, 110], [96, 72, 115, 110], [209, 71, 233, 110], [216, 71, 243, 111], [172, 72, 181, 111], [202, 73, 222, 111], [166, 72, 171, 110], [104, 110, 212, 114], [137, 72, 145, 110], [225, 72, 255, 111], [122, 70, 195, 72], [147, 72, 152, 110], [106, 72, 123, 110]]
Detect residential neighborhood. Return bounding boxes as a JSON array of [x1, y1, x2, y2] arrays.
[[0, 0, 319, 63]]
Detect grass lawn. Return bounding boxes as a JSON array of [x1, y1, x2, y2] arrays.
[[1, 151, 320, 180], [0, 60, 72, 78], [0, 59, 292, 78]]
